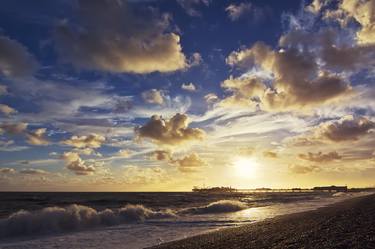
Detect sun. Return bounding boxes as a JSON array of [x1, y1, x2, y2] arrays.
[[233, 157, 258, 178]]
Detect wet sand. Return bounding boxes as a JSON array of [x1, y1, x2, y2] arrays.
[[149, 193, 375, 249]]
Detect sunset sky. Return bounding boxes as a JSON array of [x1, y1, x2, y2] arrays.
[[0, 0, 374, 191]]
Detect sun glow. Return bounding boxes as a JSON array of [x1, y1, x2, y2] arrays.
[[233, 157, 259, 178]]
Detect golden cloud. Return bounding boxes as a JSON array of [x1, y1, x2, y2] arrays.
[[171, 153, 207, 173], [289, 164, 322, 174], [0, 104, 17, 116], [60, 152, 96, 175], [150, 150, 172, 161], [26, 128, 49, 146], [62, 134, 105, 149], [299, 151, 342, 162], [263, 150, 278, 158]]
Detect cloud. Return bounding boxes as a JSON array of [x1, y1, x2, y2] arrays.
[[0, 168, 16, 174], [322, 0, 375, 44], [135, 113, 205, 145], [220, 75, 265, 108], [117, 149, 132, 158], [0, 85, 8, 95], [177, 0, 210, 16], [19, 168, 49, 175], [204, 93, 219, 103], [171, 153, 207, 173], [62, 134, 105, 149], [55, 0, 189, 74], [299, 151, 341, 162], [306, 0, 328, 14], [123, 165, 168, 184], [315, 115, 375, 142], [181, 83, 197, 92], [278, 29, 375, 72], [0, 140, 29, 152], [60, 152, 96, 175], [226, 3, 253, 21], [150, 150, 172, 161], [263, 150, 278, 158], [0, 35, 38, 78], [289, 164, 322, 174], [0, 123, 28, 135], [141, 89, 165, 105], [0, 104, 17, 116], [26, 128, 49, 145], [226, 42, 352, 111]]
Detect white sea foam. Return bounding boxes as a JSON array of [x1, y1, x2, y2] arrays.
[[0, 204, 176, 238], [179, 200, 248, 214]]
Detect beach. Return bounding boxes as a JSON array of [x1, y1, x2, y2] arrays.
[[150, 193, 375, 249]]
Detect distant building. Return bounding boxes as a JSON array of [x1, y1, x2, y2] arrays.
[[313, 185, 348, 192]]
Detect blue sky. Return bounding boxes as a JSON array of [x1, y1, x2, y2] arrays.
[[0, 0, 374, 191]]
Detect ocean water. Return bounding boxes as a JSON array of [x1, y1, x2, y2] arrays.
[[0, 191, 369, 249]]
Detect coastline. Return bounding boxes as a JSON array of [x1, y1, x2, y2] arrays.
[[149, 193, 375, 249]]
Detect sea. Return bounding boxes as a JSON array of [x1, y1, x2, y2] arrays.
[[0, 191, 370, 249]]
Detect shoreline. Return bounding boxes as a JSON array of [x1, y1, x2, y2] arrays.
[[149, 193, 375, 249]]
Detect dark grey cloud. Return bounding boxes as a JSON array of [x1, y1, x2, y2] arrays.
[[0, 36, 38, 78]]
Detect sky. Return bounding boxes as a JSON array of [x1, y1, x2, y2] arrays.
[[0, 0, 374, 191]]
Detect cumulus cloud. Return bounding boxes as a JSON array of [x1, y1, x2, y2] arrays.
[[278, 29, 375, 72], [55, 0, 189, 74], [0, 104, 17, 116], [171, 153, 207, 173], [299, 151, 342, 162], [322, 0, 375, 44], [19, 168, 49, 175], [315, 115, 375, 142], [0, 35, 38, 78], [141, 89, 165, 105], [62, 134, 105, 149], [226, 3, 253, 21], [181, 82, 197, 92], [0, 122, 27, 135], [26, 128, 49, 145], [226, 42, 352, 111], [289, 164, 322, 174], [60, 152, 96, 175], [150, 150, 172, 161], [135, 113, 205, 145], [263, 150, 278, 158]]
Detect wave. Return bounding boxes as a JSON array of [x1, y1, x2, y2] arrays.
[[0, 200, 248, 238], [0, 204, 176, 238], [179, 200, 248, 215]]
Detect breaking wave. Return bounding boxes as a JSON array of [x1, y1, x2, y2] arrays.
[[0, 204, 176, 238], [179, 200, 248, 214], [0, 200, 249, 238]]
